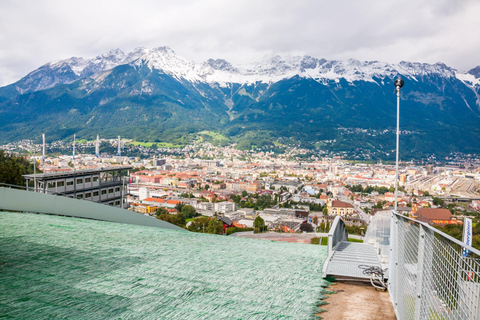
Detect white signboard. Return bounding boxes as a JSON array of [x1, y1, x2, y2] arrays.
[[462, 218, 472, 257]]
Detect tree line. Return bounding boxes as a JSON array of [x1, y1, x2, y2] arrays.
[[0, 150, 37, 186], [345, 184, 407, 195]]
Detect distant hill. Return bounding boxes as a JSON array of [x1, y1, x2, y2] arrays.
[[1, 46, 479, 158]]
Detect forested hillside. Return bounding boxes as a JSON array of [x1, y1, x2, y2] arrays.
[[0, 151, 36, 186]]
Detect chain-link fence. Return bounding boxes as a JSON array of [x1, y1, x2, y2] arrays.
[[390, 211, 480, 319]]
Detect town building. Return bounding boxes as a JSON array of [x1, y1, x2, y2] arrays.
[[142, 197, 183, 209], [327, 198, 354, 216], [214, 201, 237, 213], [153, 159, 166, 166], [24, 166, 131, 208], [414, 208, 462, 226]]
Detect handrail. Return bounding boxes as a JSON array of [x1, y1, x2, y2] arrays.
[[389, 210, 480, 319], [391, 211, 480, 256], [0, 182, 28, 190], [0, 182, 58, 195], [327, 215, 349, 258]]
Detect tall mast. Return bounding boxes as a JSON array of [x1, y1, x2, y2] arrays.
[[73, 134, 76, 171], [117, 136, 121, 157], [95, 135, 99, 158], [394, 77, 404, 212], [42, 133, 45, 165], [33, 140, 37, 192]]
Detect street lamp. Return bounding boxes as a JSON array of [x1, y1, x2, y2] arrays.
[[394, 78, 404, 212]]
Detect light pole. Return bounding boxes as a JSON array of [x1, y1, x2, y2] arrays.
[[394, 77, 404, 212], [33, 143, 37, 192]]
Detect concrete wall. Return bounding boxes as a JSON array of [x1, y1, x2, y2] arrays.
[[0, 187, 184, 231]]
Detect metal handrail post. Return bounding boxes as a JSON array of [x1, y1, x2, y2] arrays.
[[414, 224, 426, 318], [328, 231, 333, 258], [33, 147, 36, 192], [389, 211, 398, 311], [394, 213, 401, 316]]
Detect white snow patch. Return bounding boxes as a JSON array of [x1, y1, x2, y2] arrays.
[[20, 46, 471, 93]]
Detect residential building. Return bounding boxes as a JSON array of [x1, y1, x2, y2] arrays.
[[214, 201, 237, 213], [327, 198, 354, 216], [142, 197, 182, 209], [415, 208, 462, 226]]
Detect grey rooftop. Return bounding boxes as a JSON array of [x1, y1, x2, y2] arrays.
[[23, 165, 132, 180]]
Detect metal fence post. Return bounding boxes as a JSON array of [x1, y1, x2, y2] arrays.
[[394, 215, 402, 315], [328, 232, 333, 258], [477, 293, 480, 320], [414, 225, 426, 319], [389, 212, 396, 304]]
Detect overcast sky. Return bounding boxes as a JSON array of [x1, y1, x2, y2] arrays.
[[0, 0, 479, 86]]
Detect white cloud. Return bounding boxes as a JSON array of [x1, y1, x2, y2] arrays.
[[0, 0, 479, 86]]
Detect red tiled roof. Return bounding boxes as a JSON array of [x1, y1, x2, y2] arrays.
[[331, 200, 354, 208], [143, 198, 182, 205], [232, 221, 248, 228], [417, 208, 452, 221], [281, 225, 295, 233]]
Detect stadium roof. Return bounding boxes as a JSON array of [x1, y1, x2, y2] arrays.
[[0, 211, 329, 319], [23, 165, 132, 179]]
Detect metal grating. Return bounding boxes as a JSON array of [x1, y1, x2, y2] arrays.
[[324, 241, 382, 279], [390, 212, 480, 320], [322, 215, 383, 280]]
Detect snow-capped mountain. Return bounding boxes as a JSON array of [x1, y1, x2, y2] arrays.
[[468, 66, 480, 78], [5, 46, 477, 96], [0, 46, 479, 157], [128, 47, 463, 86], [10, 49, 128, 94]]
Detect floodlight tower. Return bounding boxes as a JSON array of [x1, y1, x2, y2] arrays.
[[73, 134, 76, 171], [117, 136, 121, 157], [33, 141, 37, 192], [394, 77, 404, 211], [95, 135, 100, 158], [42, 133, 46, 165]]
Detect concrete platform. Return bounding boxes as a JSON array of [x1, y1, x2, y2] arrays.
[[319, 281, 396, 320]]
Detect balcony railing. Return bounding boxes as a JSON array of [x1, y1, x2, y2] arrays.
[[389, 211, 480, 320]]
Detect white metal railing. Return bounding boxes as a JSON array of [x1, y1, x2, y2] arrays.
[[0, 182, 57, 195], [364, 210, 391, 265], [327, 215, 348, 259], [390, 211, 480, 320]]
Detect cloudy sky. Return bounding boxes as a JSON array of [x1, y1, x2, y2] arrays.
[[0, 0, 479, 86]]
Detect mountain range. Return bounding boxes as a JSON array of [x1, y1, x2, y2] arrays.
[[0, 46, 479, 159]]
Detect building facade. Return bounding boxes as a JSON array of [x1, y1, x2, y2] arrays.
[[327, 198, 354, 216], [24, 166, 131, 208]]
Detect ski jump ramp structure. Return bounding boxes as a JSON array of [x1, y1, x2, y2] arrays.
[[0, 186, 183, 231]]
